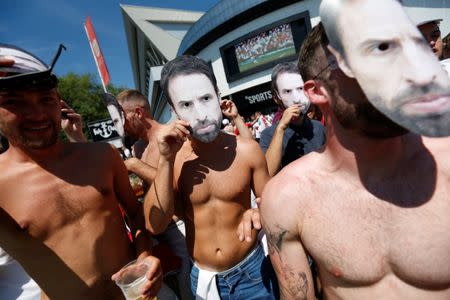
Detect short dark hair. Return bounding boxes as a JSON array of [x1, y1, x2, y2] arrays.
[[298, 22, 330, 82], [160, 55, 218, 107], [271, 62, 299, 95]]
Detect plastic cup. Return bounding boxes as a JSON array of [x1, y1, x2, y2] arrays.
[[114, 259, 151, 300]]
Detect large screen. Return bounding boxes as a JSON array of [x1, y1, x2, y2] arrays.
[[235, 23, 296, 73], [220, 11, 311, 83]]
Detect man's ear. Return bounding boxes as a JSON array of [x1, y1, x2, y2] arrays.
[[327, 45, 355, 78], [304, 80, 329, 105], [135, 107, 144, 119]]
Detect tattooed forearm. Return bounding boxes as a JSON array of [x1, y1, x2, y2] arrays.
[[265, 223, 288, 255], [281, 264, 308, 300]]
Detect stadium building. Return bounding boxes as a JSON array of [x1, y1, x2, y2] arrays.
[[121, 0, 450, 122]]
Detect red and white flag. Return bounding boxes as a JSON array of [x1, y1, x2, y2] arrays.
[[84, 16, 110, 91]]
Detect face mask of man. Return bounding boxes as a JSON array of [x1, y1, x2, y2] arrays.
[[276, 72, 311, 114], [320, 0, 450, 137], [103, 93, 125, 138], [169, 73, 222, 143]]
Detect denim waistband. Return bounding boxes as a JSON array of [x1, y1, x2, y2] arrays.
[[192, 242, 263, 278]]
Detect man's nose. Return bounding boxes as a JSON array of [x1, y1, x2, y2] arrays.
[[193, 105, 208, 122], [403, 45, 437, 87]]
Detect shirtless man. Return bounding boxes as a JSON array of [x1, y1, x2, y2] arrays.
[[261, 22, 450, 299], [145, 55, 278, 299], [0, 44, 162, 299], [116, 89, 160, 183]]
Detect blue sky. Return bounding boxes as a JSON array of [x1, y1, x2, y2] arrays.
[[1, 0, 219, 89]]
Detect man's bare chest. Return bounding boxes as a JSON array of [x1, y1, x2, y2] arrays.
[[0, 168, 115, 241], [303, 184, 450, 288], [175, 158, 252, 205]]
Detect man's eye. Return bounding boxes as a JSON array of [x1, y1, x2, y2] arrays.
[[203, 96, 210, 101], [371, 42, 396, 54], [182, 102, 191, 108], [431, 33, 441, 40], [377, 43, 390, 51]]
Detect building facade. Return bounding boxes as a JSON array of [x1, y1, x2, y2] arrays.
[[122, 0, 450, 122]]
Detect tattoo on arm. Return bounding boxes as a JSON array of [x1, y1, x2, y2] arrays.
[[265, 222, 309, 299], [281, 264, 308, 300], [265, 223, 288, 255]]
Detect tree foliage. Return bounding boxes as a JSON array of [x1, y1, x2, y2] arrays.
[[57, 73, 127, 140]]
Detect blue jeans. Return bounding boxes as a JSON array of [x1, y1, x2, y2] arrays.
[[190, 243, 279, 299]]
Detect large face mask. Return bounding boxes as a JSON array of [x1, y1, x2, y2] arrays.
[[320, 0, 450, 137], [102, 93, 125, 138], [276, 72, 310, 114], [169, 73, 222, 143]]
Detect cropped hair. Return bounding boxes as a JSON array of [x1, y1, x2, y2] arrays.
[[160, 55, 218, 106], [298, 22, 330, 81], [117, 89, 149, 107]]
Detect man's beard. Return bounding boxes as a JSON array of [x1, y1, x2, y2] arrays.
[[333, 96, 408, 139], [366, 83, 450, 137], [0, 121, 59, 149], [191, 119, 221, 143]]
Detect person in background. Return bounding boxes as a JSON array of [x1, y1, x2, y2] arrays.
[[259, 62, 325, 176], [417, 18, 444, 60]]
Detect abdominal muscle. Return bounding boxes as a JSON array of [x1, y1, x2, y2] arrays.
[[185, 198, 257, 272]]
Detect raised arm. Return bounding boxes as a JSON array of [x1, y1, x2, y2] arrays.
[[124, 157, 157, 185], [60, 100, 88, 142], [221, 99, 254, 140], [263, 105, 300, 176], [260, 176, 315, 300], [143, 120, 190, 234]]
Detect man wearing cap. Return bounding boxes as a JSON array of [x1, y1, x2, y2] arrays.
[[0, 44, 162, 299], [417, 18, 444, 60], [260, 62, 325, 176]]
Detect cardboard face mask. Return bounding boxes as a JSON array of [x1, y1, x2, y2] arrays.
[[169, 73, 222, 143], [276, 72, 310, 114], [102, 93, 125, 137], [320, 0, 450, 137]]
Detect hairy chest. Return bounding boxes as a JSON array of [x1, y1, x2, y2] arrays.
[[302, 181, 450, 288]]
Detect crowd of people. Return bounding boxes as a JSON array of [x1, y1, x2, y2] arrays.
[[1, 0, 450, 299], [235, 23, 295, 64]]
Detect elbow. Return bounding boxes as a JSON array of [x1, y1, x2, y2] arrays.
[[145, 222, 164, 235]]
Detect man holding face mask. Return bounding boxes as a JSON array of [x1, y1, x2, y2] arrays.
[[144, 55, 279, 299], [260, 8, 450, 300], [259, 62, 325, 176]]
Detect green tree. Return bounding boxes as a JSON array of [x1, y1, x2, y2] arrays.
[[57, 73, 127, 141]]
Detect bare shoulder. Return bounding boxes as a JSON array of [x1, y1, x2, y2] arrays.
[[261, 151, 326, 226], [69, 141, 117, 157], [235, 135, 264, 158]]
